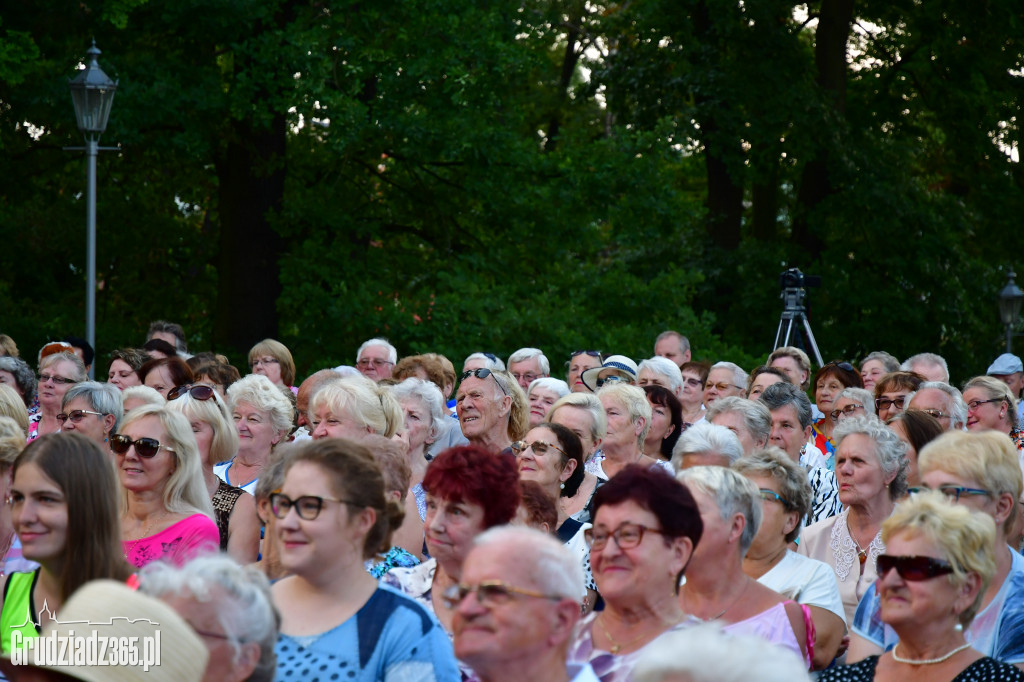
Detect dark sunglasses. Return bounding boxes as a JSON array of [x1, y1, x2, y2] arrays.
[[109, 434, 176, 458], [596, 375, 627, 388], [876, 554, 955, 581], [167, 384, 216, 402], [571, 350, 603, 359], [460, 368, 508, 396], [56, 409, 104, 424]]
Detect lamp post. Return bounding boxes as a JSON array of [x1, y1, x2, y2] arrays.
[[999, 270, 1024, 353], [68, 40, 117, 379]]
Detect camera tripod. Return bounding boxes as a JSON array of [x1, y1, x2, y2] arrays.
[[773, 286, 824, 367]]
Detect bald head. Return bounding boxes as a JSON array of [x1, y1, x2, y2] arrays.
[[296, 369, 343, 427]]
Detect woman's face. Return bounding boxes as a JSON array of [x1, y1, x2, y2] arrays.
[[919, 468, 1004, 529], [144, 365, 175, 399], [744, 474, 798, 557], [10, 461, 68, 564], [680, 371, 704, 405], [877, 389, 910, 422], [0, 370, 23, 398], [59, 395, 110, 445], [310, 404, 370, 441], [568, 354, 602, 393], [190, 418, 216, 465], [234, 402, 282, 457], [117, 415, 177, 495], [251, 355, 283, 386], [107, 359, 141, 391], [860, 360, 888, 393], [517, 426, 572, 491], [399, 397, 434, 456], [748, 373, 784, 401], [963, 387, 1008, 432], [424, 493, 487, 572], [528, 387, 561, 429], [548, 405, 600, 459], [815, 374, 845, 414], [832, 396, 866, 424], [644, 397, 675, 453], [38, 359, 79, 411], [835, 433, 892, 509], [601, 395, 640, 452]]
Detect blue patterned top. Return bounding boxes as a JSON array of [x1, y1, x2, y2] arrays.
[[367, 547, 421, 579]]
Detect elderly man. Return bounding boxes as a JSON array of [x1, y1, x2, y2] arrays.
[[637, 356, 684, 398], [906, 381, 968, 430], [457, 367, 518, 454], [463, 352, 506, 373], [900, 352, 949, 383], [452, 526, 595, 682], [356, 337, 397, 380], [702, 361, 747, 408], [671, 421, 744, 469], [706, 396, 770, 455], [758, 382, 842, 525], [507, 347, 550, 390], [989, 353, 1024, 424], [654, 330, 691, 367]]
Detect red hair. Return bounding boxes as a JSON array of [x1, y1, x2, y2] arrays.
[[423, 446, 520, 528]]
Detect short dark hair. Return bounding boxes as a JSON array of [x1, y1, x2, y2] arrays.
[[888, 409, 944, 455], [814, 361, 864, 391], [142, 338, 179, 358], [643, 385, 683, 459], [62, 336, 94, 367], [423, 446, 521, 529], [875, 371, 926, 400], [147, 320, 187, 353], [518, 480, 558, 534], [534, 421, 585, 498], [593, 465, 703, 548], [138, 356, 194, 388], [679, 361, 710, 385]]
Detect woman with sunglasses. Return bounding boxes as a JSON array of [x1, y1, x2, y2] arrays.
[[57, 381, 121, 449], [270, 437, 459, 680], [962, 376, 1022, 447], [167, 384, 261, 564], [567, 350, 603, 394], [29, 351, 85, 442], [0, 433, 132, 654], [848, 430, 1024, 670], [219, 374, 293, 495], [821, 491, 1024, 682], [115, 404, 219, 569], [810, 361, 864, 471]]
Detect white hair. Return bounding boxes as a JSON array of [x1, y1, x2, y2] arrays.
[[710, 361, 748, 389], [62, 381, 124, 434], [357, 337, 397, 364], [638, 357, 684, 394], [473, 526, 585, 601], [705, 397, 771, 445], [834, 415, 909, 500], [837, 387, 876, 416], [677, 466, 761, 556], [901, 352, 949, 382], [121, 385, 166, 409], [906, 382, 968, 430], [390, 378, 447, 440], [463, 352, 506, 371], [227, 374, 294, 436], [507, 348, 550, 375], [528, 377, 570, 400], [672, 421, 744, 469]]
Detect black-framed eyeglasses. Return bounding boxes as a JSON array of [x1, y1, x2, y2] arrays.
[[38, 373, 77, 385], [966, 398, 1004, 412], [875, 396, 906, 411], [757, 489, 793, 509], [584, 522, 665, 550], [167, 384, 216, 402], [460, 368, 508, 396], [908, 484, 992, 502], [830, 404, 864, 421], [441, 581, 563, 610], [512, 440, 567, 459], [109, 434, 176, 458], [876, 554, 956, 581], [268, 492, 354, 520], [56, 409, 105, 424]]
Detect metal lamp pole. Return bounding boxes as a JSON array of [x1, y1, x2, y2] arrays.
[[999, 270, 1024, 354]]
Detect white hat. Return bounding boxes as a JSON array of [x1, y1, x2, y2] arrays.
[[581, 355, 639, 392]]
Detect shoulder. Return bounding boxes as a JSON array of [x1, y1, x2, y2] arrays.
[[817, 656, 879, 682], [959, 657, 1024, 681], [801, 514, 840, 547]]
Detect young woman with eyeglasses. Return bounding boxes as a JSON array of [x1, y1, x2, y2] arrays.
[[270, 437, 459, 680], [114, 404, 219, 569]]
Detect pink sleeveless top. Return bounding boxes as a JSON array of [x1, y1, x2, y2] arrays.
[[122, 514, 219, 569], [723, 601, 811, 667]]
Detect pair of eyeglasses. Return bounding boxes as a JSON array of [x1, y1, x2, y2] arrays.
[[38, 373, 77, 385], [511, 440, 567, 458], [757, 489, 793, 509], [571, 350, 603, 359], [511, 372, 540, 384], [249, 357, 279, 368], [584, 522, 664, 550], [907, 484, 991, 502], [56, 409, 104, 424], [460, 368, 508, 396], [596, 375, 627, 389], [876, 554, 955, 581], [109, 434, 176, 458], [167, 384, 216, 402], [919, 408, 949, 419], [705, 381, 741, 391], [441, 581, 563, 609], [966, 398, 1004, 412], [830, 404, 864, 421], [682, 377, 704, 388], [875, 396, 906, 411], [268, 492, 354, 520], [356, 358, 394, 369]]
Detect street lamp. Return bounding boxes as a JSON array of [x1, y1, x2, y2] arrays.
[[68, 40, 118, 379], [999, 270, 1024, 353]]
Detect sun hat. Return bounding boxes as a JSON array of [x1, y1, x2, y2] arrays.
[[581, 355, 639, 392]]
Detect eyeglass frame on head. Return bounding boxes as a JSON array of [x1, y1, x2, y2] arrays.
[[460, 368, 509, 396]]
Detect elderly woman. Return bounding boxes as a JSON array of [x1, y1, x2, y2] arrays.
[[734, 448, 846, 669], [310, 375, 402, 440], [218, 374, 293, 494], [873, 371, 924, 423], [269, 438, 459, 678], [0, 355, 36, 409], [30, 351, 86, 442], [642, 386, 683, 461], [383, 445, 520, 636], [390, 378, 447, 521], [848, 430, 1024, 669], [679, 361, 710, 428], [832, 387, 876, 424], [884, 409, 943, 487], [139, 356, 194, 400], [706, 396, 771, 455], [677, 466, 810, 667], [167, 384, 261, 564], [962, 375, 1021, 446], [122, 385, 166, 413], [672, 421, 744, 469], [822, 492, 1024, 681], [527, 377, 570, 428], [799, 417, 908, 626], [597, 383, 670, 478], [392, 353, 447, 391], [567, 465, 702, 682], [57, 380, 121, 448], [547, 393, 606, 522], [248, 339, 297, 393], [810, 361, 865, 469], [859, 352, 900, 393], [142, 555, 279, 682], [106, 347, 149, 391], [567, 350, 604, 393], [115, 405, 219, 568], [637, 357, 683, 396], [515, 422, 586, 535], [746, 366, 790, 401]]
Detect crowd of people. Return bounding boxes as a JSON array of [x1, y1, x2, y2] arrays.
[[0, 323, 1023, 681]]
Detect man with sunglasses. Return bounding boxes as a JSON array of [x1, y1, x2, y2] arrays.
[[452, 526, 596, 682], [456, 368, 517, 454]]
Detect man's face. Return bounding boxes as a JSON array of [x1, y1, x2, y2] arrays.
[[908, 361, 947, 384], [508, 357, 545, 391], [993, 372, 1024, 398], [703, 368, 744, 407], [769, 356, 806, 387], [769, 404, 810, 461], [907, 388, 955, 430], [457, 377, 510, 443], [357, 345, 394, 380], [710, 410, 764, 454], [638, 368, 677, 396], [655, 336, 690, 367], [295, 381, 315, 428]]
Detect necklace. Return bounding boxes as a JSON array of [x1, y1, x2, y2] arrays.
[[597, 615, 665, 655], [123, 511, 167, 560], [891, 642, 972, 665], [682, 579, 749, 622]]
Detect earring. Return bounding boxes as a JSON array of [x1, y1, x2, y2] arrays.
[[560, 482, 565, 490]]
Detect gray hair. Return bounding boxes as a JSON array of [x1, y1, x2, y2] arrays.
[[677, 465, 761, 556], [598, 383, 652, 447], [0, 356, 36, 407], [227, 374, 294, 437], [672, 422, 744, 469], [546, 392, 607, 441], [357, 337, 397, 364], [121, 385, 166, 410], [732, 448, 812, 543], [638, 357, 684, 394], [390, 378, 448, 441], [758, 382, 813, 430], [39, 351, 87, 382], [462, 352, 506, 371], [507, 348, 550, 376], [906, 382, 967, 430], [474, 526, 585, 601], [901, 352, 949, 382], [655, 331, 690, 355], [141, 555, 279, 682], [861, 351, 900, 373], [834, 415, 909, 501], [62, 381, 124, 435], [710, 361, 748, 389], [528, 377, 570, 400], [837, 387, 876, 416], [705, 397, 771, 445]]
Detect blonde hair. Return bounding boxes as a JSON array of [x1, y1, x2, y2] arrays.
[[505, 372, 529, 442], [0, 384, 28, 437], [883, 490, 997, 627], [166, 389, 240, 466], [227, 374, 294, 438], [309, 376, 400, 437], [962, 375, 1017, 427], [0, 416, 25, 468], [39, 351, 87, 382], [546, 393, 607, 442], [597, 382, 652, 447], [248, 339, 296, 387]]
